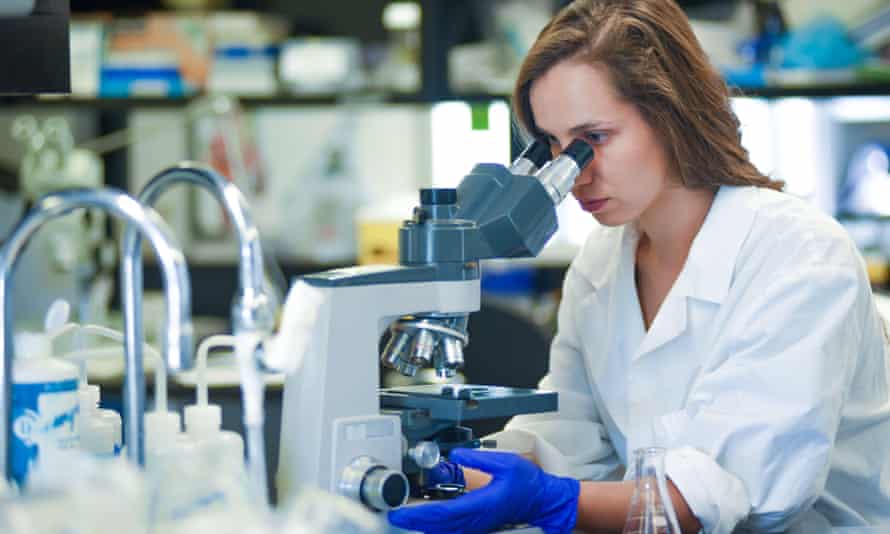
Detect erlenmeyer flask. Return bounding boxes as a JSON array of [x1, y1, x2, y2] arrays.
[[622, 447, 682, 534]]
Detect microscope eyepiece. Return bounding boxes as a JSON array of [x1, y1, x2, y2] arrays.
[[518, 139, 552, 167], [535, 139, 595, 205], [510, 139, 552, 176], [563, 138, 594, 168]]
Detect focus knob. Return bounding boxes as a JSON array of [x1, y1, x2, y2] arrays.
[[408, 441, 441, 469], [339, 456, 409, 511], [362, 466, 410, 511]]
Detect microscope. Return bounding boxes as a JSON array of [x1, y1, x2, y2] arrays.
[[277, 139, 593, 511]]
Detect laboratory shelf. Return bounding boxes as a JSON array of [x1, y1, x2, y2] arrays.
[[732, 82, 890, 98], [0, 92, 509, 110], [2, 83, 888, 110]]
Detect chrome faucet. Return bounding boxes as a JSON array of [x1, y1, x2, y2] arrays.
[[122, 161, 278, 356], [122, 162, 280, 504], [0, 188, 192, 480]]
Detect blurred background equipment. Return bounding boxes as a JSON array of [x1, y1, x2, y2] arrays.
[[0, 0, 70, 93], [0, 0, 36, 16], [9, 115, 112, 330], [840, 142, 890, 217]]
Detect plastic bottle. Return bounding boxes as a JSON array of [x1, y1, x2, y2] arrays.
[[181, 333, 263, 511], [142, 331, 194, 474], [622, 447, 681, 534], [78, 384, 121, 457], [145, 334, 254, 526], [68, 322, 184, 465], [145, 410, 190, 470], [184, 335, 245, 473], [10, 330, 80, 487], [42, 300, 123, 458], [184, 404, 244, 471]]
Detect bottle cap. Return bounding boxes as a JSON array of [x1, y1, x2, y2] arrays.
[[184, 404, 222, 437], [13, 331, 51, 360], [145, 411, 181, 452]]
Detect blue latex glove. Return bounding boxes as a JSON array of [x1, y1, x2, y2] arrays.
[[388, 448, 580, 534], [424, 459, 466, 488]]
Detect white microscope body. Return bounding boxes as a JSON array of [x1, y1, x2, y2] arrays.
[[277, 267, 479, 508]]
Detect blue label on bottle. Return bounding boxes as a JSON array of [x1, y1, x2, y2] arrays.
[[11, 379, 79, 486]]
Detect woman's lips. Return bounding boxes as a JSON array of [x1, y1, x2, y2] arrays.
[[580, 198, 608, 213]]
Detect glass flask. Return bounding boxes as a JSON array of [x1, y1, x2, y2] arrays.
[[622, 447, 682, 534]]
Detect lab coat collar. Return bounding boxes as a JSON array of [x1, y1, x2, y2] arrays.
[[582, 224, 629, 292], [581, 186, 757, 304], [678, 185, 758, 305], [633, 186, 757, 358]]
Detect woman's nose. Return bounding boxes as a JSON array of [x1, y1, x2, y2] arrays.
[[573, 165, 595, 187]]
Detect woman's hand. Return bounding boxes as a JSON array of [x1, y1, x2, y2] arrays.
[[388, 448, 580, 534]]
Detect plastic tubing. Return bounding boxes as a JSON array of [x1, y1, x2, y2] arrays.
[[76, 324, 166, 413], [193, 332, 268, 510], [193, 334, 236, 407], [234, 332, 268, 510]]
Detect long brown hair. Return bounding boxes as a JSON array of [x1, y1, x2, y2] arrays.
[[514, 0, 783, 191]]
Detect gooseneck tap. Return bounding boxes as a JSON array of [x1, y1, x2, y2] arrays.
[[0, 188, 193, 480], [122, 161, 277, 359], [122, 162, 278, 491]]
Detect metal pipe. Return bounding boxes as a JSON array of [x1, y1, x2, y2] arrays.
[[1, 187, 192, 479]]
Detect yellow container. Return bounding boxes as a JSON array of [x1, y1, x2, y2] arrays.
[[357, 220, 401, 265], [865, 254, 889, 287]]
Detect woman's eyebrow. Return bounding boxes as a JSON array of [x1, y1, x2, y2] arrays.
[[537, 120, 614, 138]]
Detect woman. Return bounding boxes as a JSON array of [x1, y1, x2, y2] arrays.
[[389, 1, 890, 533]]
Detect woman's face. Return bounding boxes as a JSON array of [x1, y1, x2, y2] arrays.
[[529, 59, 673, 227]]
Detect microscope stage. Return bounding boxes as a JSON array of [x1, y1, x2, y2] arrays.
[[380, 384, 557, 422]]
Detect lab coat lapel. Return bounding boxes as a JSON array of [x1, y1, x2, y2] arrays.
[[576, 267, 630, 454], [576, 228, 628, 380], [632, 186, 758, 359], [575, 225, 635, 432], [634, 283, 688, 359]]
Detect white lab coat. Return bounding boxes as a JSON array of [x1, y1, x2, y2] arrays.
[[497, 185, 890, 533]]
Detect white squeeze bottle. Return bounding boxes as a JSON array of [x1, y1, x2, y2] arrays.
[[184, 334, 245, 475], [78, 384, 121, 457], [74, 322, 183, 465], [42, 300, 123, 457], [11, 330, 80, 487], [140, 330, 192, 472]]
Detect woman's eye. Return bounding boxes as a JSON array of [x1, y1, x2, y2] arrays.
[[585, 132, 608, 144]]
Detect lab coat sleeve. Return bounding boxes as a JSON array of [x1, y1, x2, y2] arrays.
[[656, 243, 869, 533], [497, 263, 621, 481]]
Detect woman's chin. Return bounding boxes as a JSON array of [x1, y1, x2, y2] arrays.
[[592, 211, 626, 227]]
